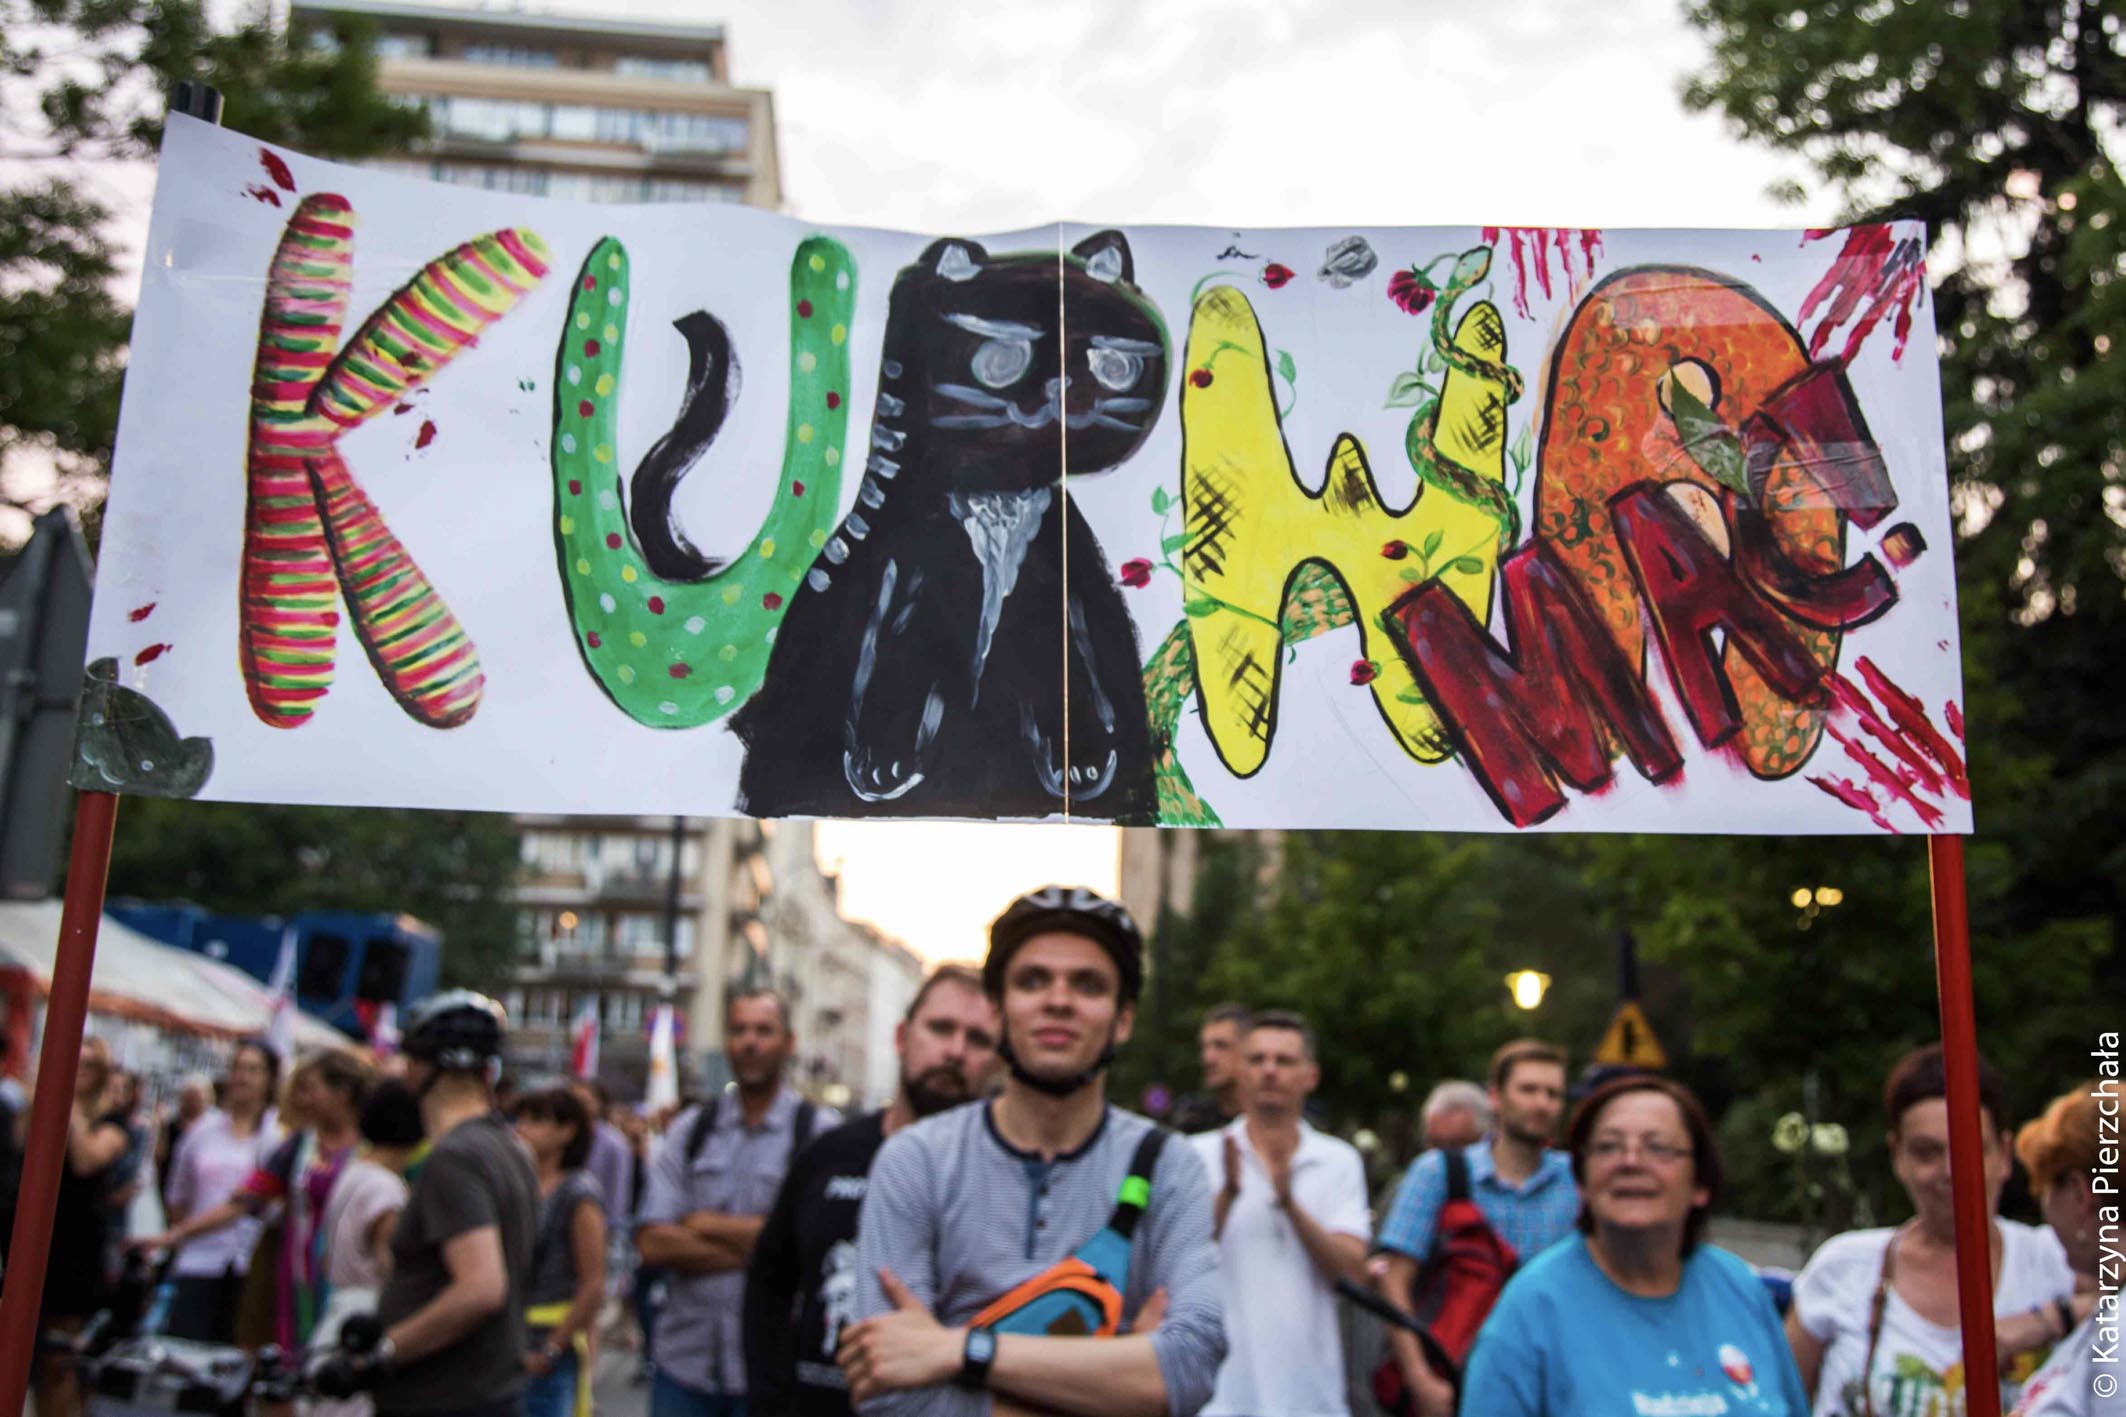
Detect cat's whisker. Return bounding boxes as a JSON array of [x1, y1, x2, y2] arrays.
[[932, 382, 1008, 410], [932, 414, 1009, 429], [1096, 397, 1153, 413]]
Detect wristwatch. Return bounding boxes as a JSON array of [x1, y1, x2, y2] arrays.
[[956, 1328, 996, 1390]]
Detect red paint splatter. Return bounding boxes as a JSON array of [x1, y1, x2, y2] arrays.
[[797, 299, 813, 318], [1798, 226, 1927, 366], [1119, 558, 1153, 589], [583, 275, 597, 291], [647, 596, 666, 615], [1856, 657, 1968, 797], [585, 632, 601, 649], [394, 402, 415, 415], [127, 602, 157, 623], [577, 400, 594, 418], [668, 663, 690, 678], [1944, 701, 1964, 740], [584, 339, 601, 356], [605, 533, 622, 549], [1828, 723, 1945, 827], [763, 592, 783, 610], [567, 480, 582, 496], [133, 643, 172, 666], [826, 391, 841, 410], [1349, 659, 1378, 686], [791, 481, 805, 497], [1827, 676, 1947, 796], [1479, 227, 1607, 318], [1381, 540, 1410, 560], [259, 148, 296, 192], [414, 419, 437, 449], [244, 184, 282, 207], [1189, 369, 1214, 388], [1261, 262, 1294, 290], [1809, 775, 1898, 833]]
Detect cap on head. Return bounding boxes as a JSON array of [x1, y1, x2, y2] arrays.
[[983, 886, 1143, 1004], [401, 989, 508, 1073]]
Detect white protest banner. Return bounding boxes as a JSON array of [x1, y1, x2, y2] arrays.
[[76, 116, 1970, 835]]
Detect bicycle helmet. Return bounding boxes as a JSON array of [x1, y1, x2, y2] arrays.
[[401, 989, 507, 1073], [984, 887, 1144, 1098], [984, 886, 1144, 1003]]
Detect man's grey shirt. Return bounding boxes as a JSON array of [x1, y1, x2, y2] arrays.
[[853, 1101, 1226, 1416], [641, 1086, 839, 1397]]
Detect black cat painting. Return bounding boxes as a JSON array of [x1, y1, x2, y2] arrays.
[[732, 230, 1167, 823]]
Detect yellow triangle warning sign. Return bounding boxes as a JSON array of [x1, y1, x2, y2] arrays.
[[1594, 1000, 1668, 1070]]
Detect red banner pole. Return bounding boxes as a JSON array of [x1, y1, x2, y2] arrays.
[[0, 789, 121, 1413], [1927, 832, 2001, 1417]]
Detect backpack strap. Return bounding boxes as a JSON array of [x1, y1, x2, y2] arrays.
[[1107, 1126, 1168, 1241], [684, 1094, 723, 1165], [1442, 1146, 1470, 1204], [787, 1101, 817, 1171]]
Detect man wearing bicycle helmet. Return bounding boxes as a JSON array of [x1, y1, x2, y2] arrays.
[[836, 887, 1225, 1416], [314, 990, 539, 1417]]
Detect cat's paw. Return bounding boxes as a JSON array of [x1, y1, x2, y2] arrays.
[[842, 747, 925, 803]]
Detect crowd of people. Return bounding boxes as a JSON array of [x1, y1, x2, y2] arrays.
[[0, 885, 2110, 1417]]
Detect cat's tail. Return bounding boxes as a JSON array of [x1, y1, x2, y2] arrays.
[[549, 234, 856, 728]]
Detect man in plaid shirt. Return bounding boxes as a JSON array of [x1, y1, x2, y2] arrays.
[[1375, 1039, 1578, 1417]]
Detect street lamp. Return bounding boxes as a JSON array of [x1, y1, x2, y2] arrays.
[[1506, 970, 1552, 1010]]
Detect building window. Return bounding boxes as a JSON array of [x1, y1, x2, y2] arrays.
[[460, 44, 558, 68], [373, 32, 434, 60], [374, 157, 738, 205], [615, 56, 712, 83]]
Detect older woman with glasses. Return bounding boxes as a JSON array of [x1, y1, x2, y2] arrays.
[[1461, 1073, 1809, 1415]]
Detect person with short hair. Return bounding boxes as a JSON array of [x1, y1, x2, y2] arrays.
[[638, 989, 840, 1416], [1785, 1044, 2077, 1416], [1375, 1039, 1576, 1416], [514, 1086, 610, 1417], [744, 964, 1001, 1417], [1171, 1003, 1251, 1133], [1417, 1080, 1490, 1152], [835, 886, 1226, 1416], [1194, 1009, 1369, 1417], [2008, 1081, 2112, 1416], [570, 1077, 635, 1234], [1459, 1074, 1809, 1414], [311, 991, 541, 1417]]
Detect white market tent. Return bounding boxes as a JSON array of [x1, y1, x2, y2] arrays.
[[0, 900, 347, 1057]]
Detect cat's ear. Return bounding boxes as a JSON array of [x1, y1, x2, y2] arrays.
[[1072, 230, 1133, 284], [920, 238, 987, 283]]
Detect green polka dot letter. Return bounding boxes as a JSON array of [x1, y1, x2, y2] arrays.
[[550, 235, 855, 725]]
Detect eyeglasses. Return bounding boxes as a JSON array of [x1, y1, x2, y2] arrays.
[[1587, 1136, 1691, 1165]]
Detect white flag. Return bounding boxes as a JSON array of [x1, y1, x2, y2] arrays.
[[645, 1004, 678, 1112], [264, 925, 298, 1060], [370, 1001, 400, 1057]]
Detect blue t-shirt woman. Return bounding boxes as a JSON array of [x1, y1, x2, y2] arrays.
[[1462, 1074, 1809, 1417]]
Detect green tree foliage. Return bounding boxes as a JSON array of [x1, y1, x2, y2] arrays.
[[0, 0, 427, 534], [1679, 0, 2126, 1022], [105, 799, 523, 989]]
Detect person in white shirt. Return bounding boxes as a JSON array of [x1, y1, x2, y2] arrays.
[[1787, 1044, 2078, 1417], [1191, 1009, 1371, 1417]]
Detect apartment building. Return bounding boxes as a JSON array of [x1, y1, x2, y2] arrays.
[[289, 0, 781, 208]]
